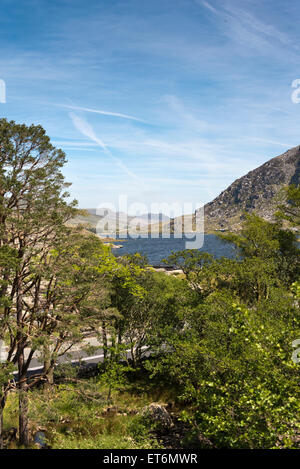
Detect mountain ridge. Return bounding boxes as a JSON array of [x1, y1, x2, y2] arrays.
[[199, 144, 300, 231], [69, 145, 300, 234]]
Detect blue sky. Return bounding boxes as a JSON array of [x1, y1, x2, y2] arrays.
[[1, 0, 300, 214]]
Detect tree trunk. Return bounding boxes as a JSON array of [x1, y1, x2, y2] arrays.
[[0, 395, 6, 449], [43, 345, 54, 389], [16, 274, 30, 447], [18, 348, 29, 447], [43, 361, 54, 389], [130, 343, 136, 368], [102, 321, 108, 360], [18, 377, 29, 447]]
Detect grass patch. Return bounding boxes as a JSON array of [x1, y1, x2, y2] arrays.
[[3, 370, 176, 449]]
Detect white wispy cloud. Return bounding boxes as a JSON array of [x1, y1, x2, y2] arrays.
[[198, 0, 296, 53], [225, 5, 291, 47], [3, 0, 299, 211], [201, 0, 218, 14], [69, 112, 145, 184], [251, 138, 292, 147], [164, 95, 207, 132], [59, 104, 146, 123]]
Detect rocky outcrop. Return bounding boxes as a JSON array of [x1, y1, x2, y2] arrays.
[[200, 145, 300, 231], [141, 403, 173, 430]]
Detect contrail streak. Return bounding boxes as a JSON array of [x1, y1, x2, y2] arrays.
[[69, 112, 143, 183], [59, 104, 146, 123]]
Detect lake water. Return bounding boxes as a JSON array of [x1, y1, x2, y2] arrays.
[[111, 234, 236, 266]]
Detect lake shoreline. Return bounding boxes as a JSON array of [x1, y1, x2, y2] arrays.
[[110, 234, 236, 266]]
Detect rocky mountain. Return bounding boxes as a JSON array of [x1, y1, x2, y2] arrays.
[[69, 146, 300, 235], [199, 145, 300, 231]]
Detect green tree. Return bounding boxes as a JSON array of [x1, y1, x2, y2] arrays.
[[0, 119, 77, 446], [149, 212, 300, 448], [30, 229, 111, 388], [219, 213, 299, 287], [164, 250, 215, 298], [276, 184, 300, 227]]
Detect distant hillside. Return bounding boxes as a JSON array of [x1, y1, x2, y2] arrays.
[[150, 145, 300, 234], [68, 208, 170, 235], [69, 146, 300, 235], [200, 145, 300, 231]]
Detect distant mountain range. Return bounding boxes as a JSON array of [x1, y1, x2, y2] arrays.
[[69, 145, 300, 234], [68, 208, 170, 235]]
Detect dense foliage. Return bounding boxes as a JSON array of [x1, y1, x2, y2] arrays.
[[0, 119, 299, 449], [146, 209, 300, 448]]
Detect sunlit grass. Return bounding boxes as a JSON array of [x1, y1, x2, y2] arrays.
[[3, 372, 174, 449]]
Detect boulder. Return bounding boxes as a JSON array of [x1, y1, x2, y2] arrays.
[[141, 403, 173, 429]]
